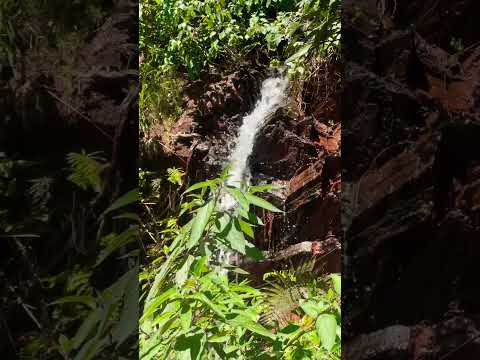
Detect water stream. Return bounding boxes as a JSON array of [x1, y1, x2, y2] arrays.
[[220, 76, 289, 209], [218, 75, 288, 266]]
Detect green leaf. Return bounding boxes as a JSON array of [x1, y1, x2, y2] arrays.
[[226, 219, 246, 254], [184, 180, 217, 194], [285, 43, 312, 64], [141, 287, 177, 323], [71, 308, 102, 350], [316, 314, 337, 351], [279, 323, 300, 334], [225, 186, 249, 210], [331, 273, 341, 294], [174, 334, 205, 360], [300, 301, 327, 318], [180, 306, 193, 332], [112, 212, 141, 222], [245, 243, 264, 260], [238, 219, 254, 239], [244, 193, 282, 213], [248, 184, 280, 194], [112, 268, 138, 347], [229, 315, 276, 340], [187, 200, 214, 249], [189, 293, 225, 319], [58, 334, 72, 356], [193, 256, 207, 276], [95, 227, 138, 267], [176, 255, 194, 286], [102, 188, 139, 216]]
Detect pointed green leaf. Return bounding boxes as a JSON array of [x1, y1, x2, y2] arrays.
[[238, 219, 254, 239], [225, 186, 249, 210], [175, 255, 194, 286], [184, 180, 217, 194], [244, 193, 282, 213], [187, 200, 214, 249]]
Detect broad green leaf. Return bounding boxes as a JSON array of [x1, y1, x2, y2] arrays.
[[245, 242, 264, 260], [193, 256, 207, 276], [279, 323, 300, 334], [208, 335, 229, 343], [180, 306, 193, 332], [238, 219, 254, 239], [72, 308, 102, 349], [244, 193, 282, 213], [229, 315, 276, 340], [112, 269, 138, 347], [316, 314, 337, 351], [248, 211, 264, 225], [73, 336, 109, 360], [187, 200, 214, 249], [176, 255, 194, 286], [285, 43, 312, 64], [58, 334, 72, 356], [300, 301, 327, 318], [226, 219, 246, 254], [174, 334, 205, 360]]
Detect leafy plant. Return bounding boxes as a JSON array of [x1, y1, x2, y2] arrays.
[[66, 151, 109, 193], [139, 172, 341, 359]]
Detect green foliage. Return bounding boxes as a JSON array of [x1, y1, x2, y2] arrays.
[[139, 172, 341, 359], [66, 151, 108, 193], [17, 153, 139, 360], [139, 0, 340, 132], [167, 167, 185, 186]]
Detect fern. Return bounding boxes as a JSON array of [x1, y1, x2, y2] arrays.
[[28, 177, 53, 209], [66, 150, 108, 193], [261, 258, 322, 327]]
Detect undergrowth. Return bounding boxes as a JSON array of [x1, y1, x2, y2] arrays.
[[139, 168, 341, 359]]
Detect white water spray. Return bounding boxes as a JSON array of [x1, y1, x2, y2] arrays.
[[220, 76, 289, 210], [217, 76, 288, 267]]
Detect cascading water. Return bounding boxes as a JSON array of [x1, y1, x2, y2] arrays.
[[217, 75, 288, 266], [220, 76, 289, 209]]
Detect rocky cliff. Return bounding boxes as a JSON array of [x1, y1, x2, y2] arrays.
[[343, 0, 480, 357], [151, 61, 341, 275]]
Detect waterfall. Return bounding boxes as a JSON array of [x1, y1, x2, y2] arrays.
[[217, 76, 288, 268], [220, 76, 289, 210]]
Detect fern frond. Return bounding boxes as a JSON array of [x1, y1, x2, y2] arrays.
[[28, 177, 53, 208], [260, 257, 323, 327], [66, 151, 108, 193]]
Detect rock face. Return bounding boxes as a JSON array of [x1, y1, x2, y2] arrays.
[[343, 0, 480, 357], [143, 67, 263, 181], [155, 61, 341, 270]]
